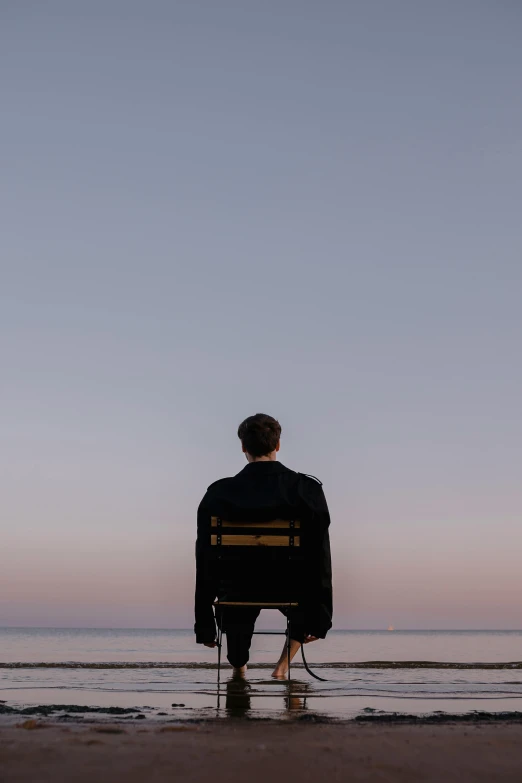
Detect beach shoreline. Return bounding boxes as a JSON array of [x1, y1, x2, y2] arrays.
[[2, 700, 522, 725], [2, 719, 522, 782]]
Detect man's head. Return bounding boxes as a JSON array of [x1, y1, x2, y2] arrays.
[[237, 413, 281, 462]]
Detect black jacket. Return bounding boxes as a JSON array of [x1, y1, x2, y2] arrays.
[[194, 461, 332, 644]]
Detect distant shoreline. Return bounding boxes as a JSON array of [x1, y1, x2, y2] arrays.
[[2, 627, 522, 632]]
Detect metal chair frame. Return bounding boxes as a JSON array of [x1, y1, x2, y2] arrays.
[[211, 516, 301, 691]]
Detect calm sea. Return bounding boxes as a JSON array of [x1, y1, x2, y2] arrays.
[[1, 628, 521, 720]]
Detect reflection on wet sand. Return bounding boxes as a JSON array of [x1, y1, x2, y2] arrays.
[[285, 680, 312, 712], [224, 675, 252, 717], [220, 675, 312, 717]]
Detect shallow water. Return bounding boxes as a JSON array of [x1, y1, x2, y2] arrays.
[[1, 628, 522, 720]]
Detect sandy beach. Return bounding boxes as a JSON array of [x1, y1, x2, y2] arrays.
[[1, 719, 522, 783]]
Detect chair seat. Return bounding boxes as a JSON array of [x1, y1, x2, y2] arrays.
[[213, 601, 298, 607]]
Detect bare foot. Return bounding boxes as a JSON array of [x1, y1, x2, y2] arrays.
[[272, 639, 300, 679]]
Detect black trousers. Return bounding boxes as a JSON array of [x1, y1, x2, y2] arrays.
[[218, 606, 306, 669]]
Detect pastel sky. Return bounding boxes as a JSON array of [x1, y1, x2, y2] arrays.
[[1, 1, 521, 630]]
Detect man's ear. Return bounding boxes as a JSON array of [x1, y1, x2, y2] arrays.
[[275, 441, 280, 452], [241, 443, 246, 453]]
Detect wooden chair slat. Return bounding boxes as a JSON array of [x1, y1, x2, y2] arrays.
[[211, 517, 300, 529], [211, 534, 300, 547], [213, 601, 299, 607]]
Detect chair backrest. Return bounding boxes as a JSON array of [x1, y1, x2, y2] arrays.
[[210, 517, 300, 548], [210, 517, 305, 604]]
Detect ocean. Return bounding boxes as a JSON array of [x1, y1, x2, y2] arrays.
[[1, 628, 521, 721]]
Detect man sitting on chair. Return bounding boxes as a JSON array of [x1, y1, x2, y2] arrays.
[[194, 413, 333, 678]]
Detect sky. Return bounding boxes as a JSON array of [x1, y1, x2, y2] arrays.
[[1, 0, 521, 630]]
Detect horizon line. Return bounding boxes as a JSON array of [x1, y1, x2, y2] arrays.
[[1, 626, 521, 633]]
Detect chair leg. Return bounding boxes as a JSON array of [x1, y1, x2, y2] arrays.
[[217, 621, 223, 689], [287, 613, 291, 682]]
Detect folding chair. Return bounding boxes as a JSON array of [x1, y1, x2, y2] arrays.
[[210, 516, 305, 689]]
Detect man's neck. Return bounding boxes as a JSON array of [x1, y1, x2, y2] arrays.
[[246, 452, 278, 463]]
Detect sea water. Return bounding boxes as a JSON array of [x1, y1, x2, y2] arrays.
[[1, 628, 521, 720]]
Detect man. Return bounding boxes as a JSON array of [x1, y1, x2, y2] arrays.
[[194, 413, 332, 678]]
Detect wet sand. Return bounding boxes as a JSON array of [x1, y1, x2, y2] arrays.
[[1, 720, 522, 782]]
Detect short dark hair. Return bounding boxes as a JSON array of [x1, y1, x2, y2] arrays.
[[237, 413, 281, 457]]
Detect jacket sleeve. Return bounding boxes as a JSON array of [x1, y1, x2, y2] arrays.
[[301, 479, 333, 638], [312, 523, 333, 638], [194, 494, 217, 644]]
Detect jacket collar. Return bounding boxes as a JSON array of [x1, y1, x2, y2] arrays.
[[236, 461, 289, 477]]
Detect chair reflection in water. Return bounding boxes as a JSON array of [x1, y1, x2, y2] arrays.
[[211, 515, 307, 692], [224, 673, 311, 716]]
